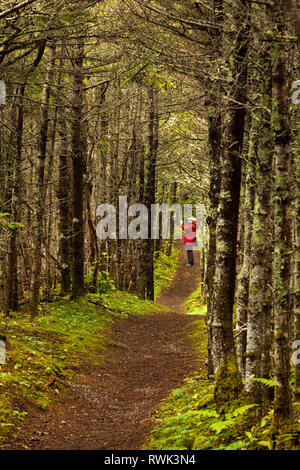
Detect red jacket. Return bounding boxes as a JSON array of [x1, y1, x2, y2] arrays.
[[182, 221, 197, 245]]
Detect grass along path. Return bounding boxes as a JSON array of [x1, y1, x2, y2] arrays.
[[0, 246, 203, 449]]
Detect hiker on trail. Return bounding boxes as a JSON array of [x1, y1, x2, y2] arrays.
[[181, 217, 197, 267]]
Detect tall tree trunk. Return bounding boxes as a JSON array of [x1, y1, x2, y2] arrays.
[[6, 84, 25, 312], [30, 46, 55, 315], [294, 110, 300, 401], [245, 45, 273, 402], [136, 134, 146, 298], [282, 0, 300, 48], [211, 0, 249, 413], [271, 6, 292, 430], [71, 41, 86, 298], [205, 0, 223, 379], [205, 109, 222, 379], [143, 85, 159, 300], [57, 56, 71, 296], [166, 181, 177, 256], [236, 131, 255, 378]]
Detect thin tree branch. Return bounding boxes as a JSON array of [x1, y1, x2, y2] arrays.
[[0, 0, 38, 20]]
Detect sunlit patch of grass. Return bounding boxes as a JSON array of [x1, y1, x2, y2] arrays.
[[184, 284, 207, 316], [184, 319, 207, 359], [154, 246, 180, 299], [93, 291, 167, 316]]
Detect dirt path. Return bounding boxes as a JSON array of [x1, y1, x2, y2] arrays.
[[2, 246, 202, 450]]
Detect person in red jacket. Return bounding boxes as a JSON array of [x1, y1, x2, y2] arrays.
[[181, 217, 197, 266]]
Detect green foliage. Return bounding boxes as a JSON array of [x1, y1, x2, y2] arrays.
[[184, 320, 208, 359], [0, 213, 24, 230], [210, 404, 258, 434], [146, 368, 263, 450], [90, 291, 167, 317], [145, 318, 283, 451], [85, 266, 115, 294], [145, 376, 215, 450], [145, 313, 300, 450], [146, 370, 266, 451], [154, 246, 180, 299], [249, 377, 275, 388], [184, 283, 207, 316]]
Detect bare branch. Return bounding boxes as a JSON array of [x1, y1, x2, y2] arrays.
[[0, 0, 38, 20]]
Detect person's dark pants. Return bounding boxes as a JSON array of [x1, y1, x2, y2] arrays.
[[187, 250, 194, 266]]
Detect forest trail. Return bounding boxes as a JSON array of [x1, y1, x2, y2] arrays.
[[2, 247, 202, 450]]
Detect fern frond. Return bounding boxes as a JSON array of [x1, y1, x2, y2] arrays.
[[249, 377, 275, 388]]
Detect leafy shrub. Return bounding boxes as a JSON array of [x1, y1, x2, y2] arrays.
[[85, 266, 115, 294]]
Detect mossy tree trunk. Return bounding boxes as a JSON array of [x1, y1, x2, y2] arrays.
[[245, 46, 273, 402], [5, 84, 25, 313], [205, 108, 222, 378], [205, 0, 222, 380], [211, 2, 249, 399], [57, 51, 71, 296], [211, 2, 250, 413], [271, 6, 292, 429], [71, 40, 86, 299], [294, 111, 300, 400], [236, 127, 255, 378], [30, 45, 55, 315]]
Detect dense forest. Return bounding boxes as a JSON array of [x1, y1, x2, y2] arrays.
[[0, 0, 300, 452]]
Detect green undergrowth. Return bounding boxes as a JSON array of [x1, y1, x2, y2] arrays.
[[154, 246, 180, 299], [0, 291, 165, 440], [145, 317, 300, 450], [184, 283, 207, 316]]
